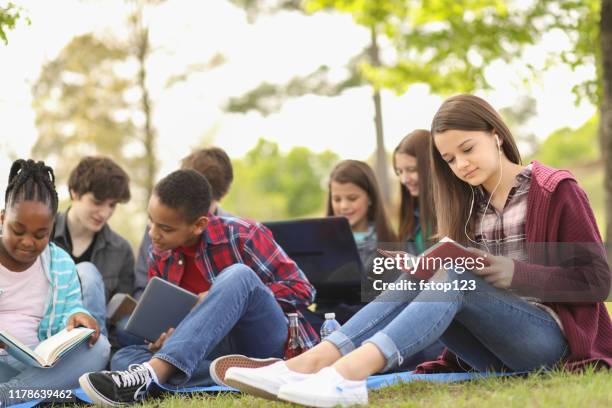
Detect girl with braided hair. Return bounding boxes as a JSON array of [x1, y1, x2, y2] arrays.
[[0, 159, 110, 406]]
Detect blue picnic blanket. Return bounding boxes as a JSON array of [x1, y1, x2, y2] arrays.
[[8, 371, 519, 408]]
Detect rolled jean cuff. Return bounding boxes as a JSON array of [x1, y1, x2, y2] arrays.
[[363, 331, 402, 372], [323, 330, 356, 357], [154, 353, 191, 385]]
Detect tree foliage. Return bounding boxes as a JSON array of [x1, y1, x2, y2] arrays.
[[0, 1, 25, 45], [533, 115, 599, 168], [31, 34, 138, 182], [223, 139, 339, 220], [306, 0, 556, 94], [545, 0, 600, 105], [226, 0, 564, 117]]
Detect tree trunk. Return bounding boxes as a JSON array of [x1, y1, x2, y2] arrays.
[[600, 0, 612, 264], [137, 28, 156, 202], [132, 2, 156, 203], [369, 26, 391, 204]]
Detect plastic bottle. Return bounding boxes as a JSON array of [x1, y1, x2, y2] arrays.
[[284, 313, 305, 359], [320, 312, 341, 339]]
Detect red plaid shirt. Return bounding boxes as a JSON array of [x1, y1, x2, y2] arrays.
[[148, 215, 319, 348]]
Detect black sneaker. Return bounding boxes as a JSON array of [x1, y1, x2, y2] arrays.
[[79, 364, 154, 406]]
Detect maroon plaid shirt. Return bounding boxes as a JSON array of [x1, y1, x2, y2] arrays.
[[473, 163, 532, 260], [148, 214, 319, 348]]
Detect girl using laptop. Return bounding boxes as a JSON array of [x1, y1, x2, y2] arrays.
[[326, 160, 396, 268]]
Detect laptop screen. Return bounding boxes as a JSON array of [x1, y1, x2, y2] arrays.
[[263, 217, 364, 303]]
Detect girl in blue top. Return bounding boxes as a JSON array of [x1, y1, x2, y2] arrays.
[[313, 160, 396, 327], [326, 160, 396, 267], [0, 159, 110, 406]]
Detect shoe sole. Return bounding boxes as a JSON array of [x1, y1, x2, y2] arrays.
[[278, 388, 368, 408], [210, 354, 281, 386], [224, 370, 281, 401], [79, 374, 127, 407]]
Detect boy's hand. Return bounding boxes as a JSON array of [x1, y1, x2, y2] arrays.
[[147, 328, 174, 353], [0, 341, 5, 349], [67, 312, 100, 346], [467, 248, 514, 289]]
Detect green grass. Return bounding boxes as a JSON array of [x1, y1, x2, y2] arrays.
[[130, 369, 612, 407]]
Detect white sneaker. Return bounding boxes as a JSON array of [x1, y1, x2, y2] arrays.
[[224, 361, 312, 400], [277, 367, 368, 407], [209, 354, 281, 386]]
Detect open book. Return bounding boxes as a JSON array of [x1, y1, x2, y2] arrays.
[[0, 327, 94, 368], [377, 236, 490, 280]]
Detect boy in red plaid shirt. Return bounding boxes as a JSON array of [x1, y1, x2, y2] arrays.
[[79, 169, 317, 406]]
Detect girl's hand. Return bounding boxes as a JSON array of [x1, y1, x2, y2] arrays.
[[146, 328, 174, 353], [67, 312, 100, 346], [467, 248, 515, 289]]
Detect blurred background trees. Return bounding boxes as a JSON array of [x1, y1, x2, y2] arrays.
[[8, 0, 608, 253]]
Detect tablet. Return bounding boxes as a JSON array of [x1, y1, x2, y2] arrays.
[[124, 277, 198, 342]]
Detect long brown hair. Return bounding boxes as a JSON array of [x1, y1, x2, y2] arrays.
[[393, 130, 436, 241], [326, 160, 397, 242], [430, 94, 522, 243]]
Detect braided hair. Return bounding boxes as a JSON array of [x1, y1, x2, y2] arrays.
[[4, 159, 59, 215]]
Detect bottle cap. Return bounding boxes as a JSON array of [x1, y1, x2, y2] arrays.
[[324, 313, 336, 319], [287, 313, 298, 317]]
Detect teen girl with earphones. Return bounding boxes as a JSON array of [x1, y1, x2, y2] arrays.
[[221, 94, 612, 408]]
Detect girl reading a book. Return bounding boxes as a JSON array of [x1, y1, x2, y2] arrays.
[[221, 95, 612, 407], [0, 159, 110, 406], [393, 129, 437, 254]]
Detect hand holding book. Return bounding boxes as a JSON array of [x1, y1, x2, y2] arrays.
[[466, 247, 515, 289], [377, 237, 491, 281], [66, 312, 100, 346]]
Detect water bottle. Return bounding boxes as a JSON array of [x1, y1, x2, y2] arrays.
[[320, 313, 341, 339]]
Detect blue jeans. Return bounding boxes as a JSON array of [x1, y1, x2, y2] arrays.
[[111, 264, 288, 387], [0, 335, 110, 406], [326, 269, 568, 372], [77, 262, 108, 337]]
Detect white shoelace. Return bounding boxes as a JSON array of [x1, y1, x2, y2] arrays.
[[111, 365, 152, 400]]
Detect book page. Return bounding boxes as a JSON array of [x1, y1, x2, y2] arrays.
[[33, 327, 94, 366]]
